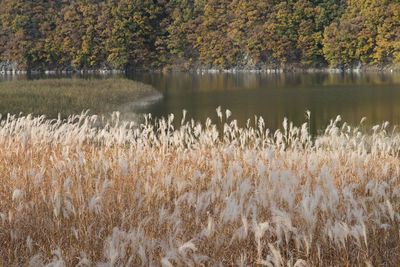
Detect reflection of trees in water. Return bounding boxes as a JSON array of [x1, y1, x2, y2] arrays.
[[129, 72, 400, 134], [130, 72, 400, 94], [2, 72, 399, 134]]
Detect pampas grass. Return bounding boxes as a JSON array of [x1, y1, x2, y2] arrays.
[[0, 109, 400, 266]]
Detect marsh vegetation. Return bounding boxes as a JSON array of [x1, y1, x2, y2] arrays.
[[0, 78, 159, 118], [0, 110, 399, 265]]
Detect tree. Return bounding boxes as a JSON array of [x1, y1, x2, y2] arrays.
[[323, 0, 400, 68], [54, 0, 110, 69], [107, 0, 167, 70], [0, 0, 62, 70]]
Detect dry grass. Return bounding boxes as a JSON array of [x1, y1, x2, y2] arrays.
[[0, 109, 400, 266], [0, 78, 159, 118]]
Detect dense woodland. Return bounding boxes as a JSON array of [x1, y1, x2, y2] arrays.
[[0, 0, 399, 71]]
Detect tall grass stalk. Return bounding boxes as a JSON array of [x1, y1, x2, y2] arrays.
[[0, 111, 400, 265]]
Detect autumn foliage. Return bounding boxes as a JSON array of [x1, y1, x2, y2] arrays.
[[0, 0, 399, 70]]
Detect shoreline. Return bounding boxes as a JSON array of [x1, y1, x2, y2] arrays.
[[1, 61, 399, 76], [1, 68, 399, 76]]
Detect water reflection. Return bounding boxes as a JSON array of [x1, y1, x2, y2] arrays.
[[1, 71, 400, 134], [127, 72, 400, 134]]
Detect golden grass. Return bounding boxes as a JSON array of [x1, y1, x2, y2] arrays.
[[0, 78, 159, 118], [0, 110, 400, 266]]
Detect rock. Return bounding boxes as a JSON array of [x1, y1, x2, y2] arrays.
[[0, 61, 18, 74]]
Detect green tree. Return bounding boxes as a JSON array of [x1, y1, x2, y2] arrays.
[[54, 0, 110, 69], [107, 0, 167, 70], [0, 0, 60, 69], [323, 0, 400, 68]]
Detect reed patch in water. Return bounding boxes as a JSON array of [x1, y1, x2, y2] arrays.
[[0, 78, 159, 118]]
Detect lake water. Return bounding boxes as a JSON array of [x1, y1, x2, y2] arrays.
[[128, 72, 400, 134], [2, 72, 400, 133]]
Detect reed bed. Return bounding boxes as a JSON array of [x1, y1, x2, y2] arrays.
[[0, 78, 159, 118], [0, 109, 400, 266]]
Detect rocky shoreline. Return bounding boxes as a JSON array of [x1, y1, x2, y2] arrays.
[[1, 60, 399, 75], [161, 62, 400, 74], [0, 61, 124, 75]]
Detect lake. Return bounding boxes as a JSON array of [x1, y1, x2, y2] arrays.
[[2, 72, 400, 134], [128, 72, 400, 134]]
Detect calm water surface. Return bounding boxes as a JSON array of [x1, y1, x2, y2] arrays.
[[128, 72, 400, 133], [2, 72, 400, 133]]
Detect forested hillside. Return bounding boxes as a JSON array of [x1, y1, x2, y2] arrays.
[[0, 0, 399, 71]]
